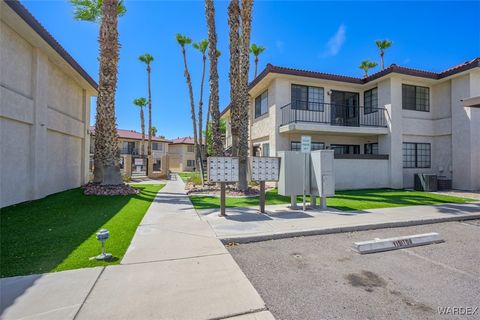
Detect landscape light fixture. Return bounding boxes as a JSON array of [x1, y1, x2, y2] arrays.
[[95, 229, 112, 260]]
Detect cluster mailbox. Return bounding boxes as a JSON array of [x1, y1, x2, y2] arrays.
[[207, 157, 239, 182], [250, 157, 280, 182]]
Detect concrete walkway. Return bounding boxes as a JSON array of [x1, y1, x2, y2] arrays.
[[198, 202, 480, 243], [1, 178, 274, 320]]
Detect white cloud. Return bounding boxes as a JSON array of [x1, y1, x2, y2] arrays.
[[321, 24, 346, 57], [276, 40, 284, 53]]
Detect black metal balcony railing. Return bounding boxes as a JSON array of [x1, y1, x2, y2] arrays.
[[119, 147, 140, 155], [280, 101, 387, 128]]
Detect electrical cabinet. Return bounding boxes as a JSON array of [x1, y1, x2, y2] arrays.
[[277, 151, 310, 196], [310, 150, 335, 197]]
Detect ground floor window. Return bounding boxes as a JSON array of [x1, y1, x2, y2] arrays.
[[403, 142, 431, 168], [364, 143, 379, 155], [186, 160, 195, 167], [262, 143, 270, 156], [291, 141, 325, 151], [330, 144, 360, 155], [153, 159, 161, 171]]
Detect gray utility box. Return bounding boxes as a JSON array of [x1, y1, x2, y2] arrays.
[[277, 150, 335, 197], [310, 150, 335, 197], [278, 151, 310, 196]]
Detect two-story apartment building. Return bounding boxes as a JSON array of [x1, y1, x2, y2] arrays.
[[168, 137, 197, 172], [221, 58, 480, 191], [1, 0, 97, 207], [89, 126, 170, 178]]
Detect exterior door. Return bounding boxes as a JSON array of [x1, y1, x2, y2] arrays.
[[330, 91, 359, 126]]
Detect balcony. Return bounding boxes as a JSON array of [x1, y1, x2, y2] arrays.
[[119, 147, 140, 155], [280, 101, 388, 135]]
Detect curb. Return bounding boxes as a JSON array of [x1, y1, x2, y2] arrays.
[[220, 214, 480, 244]]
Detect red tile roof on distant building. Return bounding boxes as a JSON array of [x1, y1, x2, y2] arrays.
[[170, 137, 195, 145], [89, 126, 171, 143]]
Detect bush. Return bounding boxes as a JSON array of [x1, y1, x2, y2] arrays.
[[189, 173, 203, 186]]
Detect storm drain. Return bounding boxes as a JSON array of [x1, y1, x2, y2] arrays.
[[352, 232, 444, 254]]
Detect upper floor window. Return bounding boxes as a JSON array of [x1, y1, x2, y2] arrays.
[[255, 90, 268, 118], [186, 160, 195, 167], [152, 142, 163, 151], [291, 84, 324, 111], [402, 84, 429, 112], [187, 145, 194, 152], [364, 88, 378, 114]]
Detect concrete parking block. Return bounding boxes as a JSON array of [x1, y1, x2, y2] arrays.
[[0, 267, 102, 320], [75, 255, 266, 320]]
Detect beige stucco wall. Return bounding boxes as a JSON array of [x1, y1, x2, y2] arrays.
[[0, 8, 95, 207], [168, 144, 196, 172], [335, 159, 390, 190]]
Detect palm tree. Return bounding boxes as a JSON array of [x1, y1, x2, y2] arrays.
[[133, 97, 147, 155], [375, 39, 392, 70], [150, 126, 157, 137], [176, 34, 200, 171], [205, 0, 223, 157], [193, 39, 209, 160], [138, 53, 154, 156], [249, 43, 265, 78], [228, 0, 241, 160], [237, 0, 253, 191], [359, 60, 378, 78], [204, 49, 221, 157], [70, 0, 126, 185]]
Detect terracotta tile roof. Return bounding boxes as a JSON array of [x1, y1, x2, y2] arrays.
[[5, 0, 98, 91], [219, 58, 480, 115], [169, 137, 195, 145], [89, 126, 171, 143]]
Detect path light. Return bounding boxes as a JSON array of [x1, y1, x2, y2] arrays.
[[95, 229, 112, 260]]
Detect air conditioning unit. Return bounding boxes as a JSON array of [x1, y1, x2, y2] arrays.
[[414, 174, 438, 192]]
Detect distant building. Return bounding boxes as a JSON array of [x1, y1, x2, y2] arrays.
[[168, 137, 197, 172], [1, 1, 97, 207]]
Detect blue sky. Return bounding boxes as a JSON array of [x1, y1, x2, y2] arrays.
[[22, 0, 480, 139]]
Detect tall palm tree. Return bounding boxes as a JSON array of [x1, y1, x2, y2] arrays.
[[138, 53, 154, 156], [70, 0, 126, 185], [238, 0, 253, 191], [249, 43, 265, 78], [205, 0, 223, 156], [176, 34, 200, 171], [359, 60, 378, 78], [228, 0, 241, 160], [375, 39, 392, 70], [193, 39, 209, 160], [204, 49, 221, 156], [133, 97, 147, 155], [150, 126, 157, 137]]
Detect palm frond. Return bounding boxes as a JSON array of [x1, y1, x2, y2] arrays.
[[139, 53, 154, 64], [375, 39, 392, 50], [133, 97, 147, 107], [70, 0, 126, 22], [193, 39, 209, 53]]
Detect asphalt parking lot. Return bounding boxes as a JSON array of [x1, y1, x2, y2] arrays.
[[228, 220, 480, 320]]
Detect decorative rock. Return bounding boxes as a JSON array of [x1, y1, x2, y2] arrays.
[[82, 183, 139, 196]]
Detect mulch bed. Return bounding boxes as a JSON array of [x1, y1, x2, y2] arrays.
[[82, 183, 139, 196]]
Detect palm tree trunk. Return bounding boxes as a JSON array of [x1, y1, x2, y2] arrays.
[[237, 0, 253, 192], [95, 0, 122, 185], [147, 65, 152, 156], [205, 0, 222, 157], [181, 47, 200, 172], [380, 51, 384, 70], [140, 107, 145, 155], [228, 0, 240, 159], [198, 54, 206, 161], [254, 56, 258, 78]]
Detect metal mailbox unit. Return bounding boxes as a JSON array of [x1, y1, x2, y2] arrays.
[[249, 157, 281, 213], [207, 157, 239, 216]]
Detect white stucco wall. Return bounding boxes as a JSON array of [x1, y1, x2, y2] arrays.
[[0, 9, 95, 207], [335, 159, 390, 190]]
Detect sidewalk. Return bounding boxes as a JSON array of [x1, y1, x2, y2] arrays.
[[198, 202, 480, 243], [1, 177, 274, 320]]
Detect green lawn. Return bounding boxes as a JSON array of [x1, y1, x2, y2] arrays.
[[177, 172, 198, 182], [189, 188, 475, 211], [0, 184, 163, 278]]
